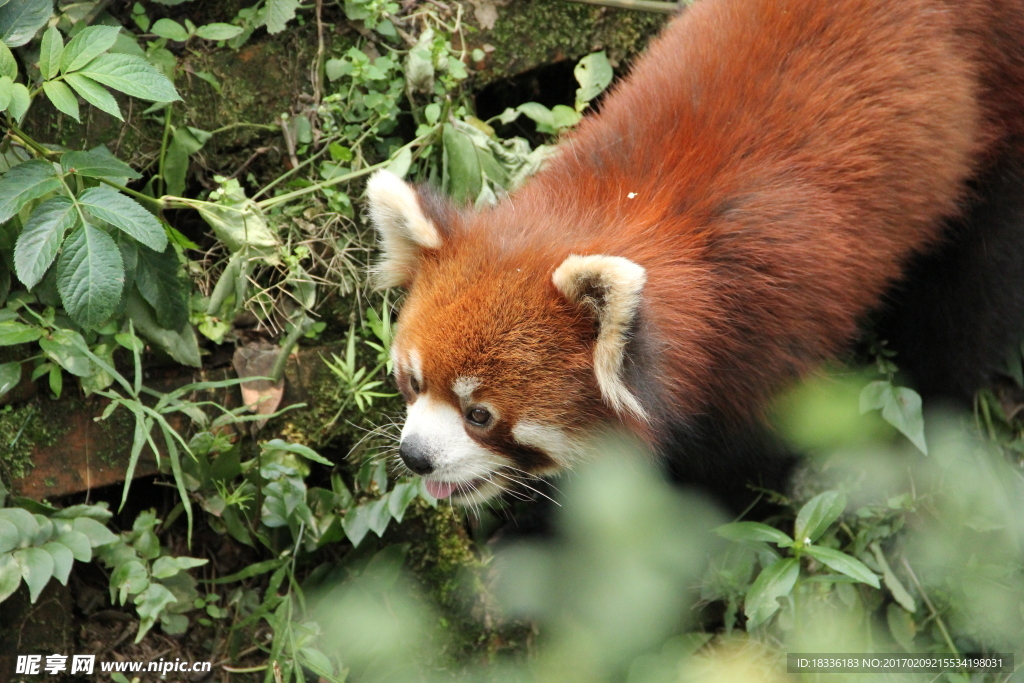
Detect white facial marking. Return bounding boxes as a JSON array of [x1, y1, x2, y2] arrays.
[[408, 348, 424, 385], [512, 420, 585, 468], [452, 376, 481, 403], [402, 394, 506, 490]]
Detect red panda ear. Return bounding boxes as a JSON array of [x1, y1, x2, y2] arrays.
[[366, 170, 442, 288], [552, 254, 649, 422]]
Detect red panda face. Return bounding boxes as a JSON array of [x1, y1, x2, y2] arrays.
[[366, 170, 652, 505]]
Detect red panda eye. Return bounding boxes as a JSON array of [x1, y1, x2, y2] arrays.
[[467, 408, 491, 426], [410, 376, 421, 394]]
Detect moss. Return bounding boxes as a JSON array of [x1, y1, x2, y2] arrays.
[[478, 0, 667, 85], [0, 400, 63, 485]]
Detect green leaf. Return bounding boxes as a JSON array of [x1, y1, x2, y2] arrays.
[[60, 25, 121, 74], [135, 243, 187, 329], [0, 360, 19, 397], [0, 0, 51, 47], [0, 159, 61, 224], [125, 288, 201, 367], [164, 126, 205, 197], [77, 53, 181, 102], [794, 490, 846, 544], [42, 541, 74, 585], [744, 557, 799, 628], [0, 321, 41, 346], [871, 542, 916, 612], [0, 74, 11, 111], [574, 50, 613, 111], [135, 583, 177, 642], [14, 195, 76, 289], [887, 603, 917, 652], [883, 386, 927, 454], [39, 329, 94, 377], [55, 530, 91, 562], [151, 555, 208, 579], [264, 0, 300, 34], [442, 123, 481, 204], [0, 518, 18, 553], [62, 147, 140, 180], [57, 222, 124, 328], [804, 546, 879, 588], [195, 23, 243, 40], [77, 186, 167, 252], [151, 18, 189, 41], [14, 546, 54, 602], [0, 38, 15, 78], [72, 517, 118, 547], [38, 26, 63, 80], [0, 507, 38, 541], [716, 521, 794, 547], [387, 482, 418, 523], [7, 82, 28, 121], [0, 553, 21, 603], [64, 73, 123, 120], [43, 80, 80, 122], [342, 504, 370, 547], [366, 497, 391, 537], [263, 439, 333, 466]]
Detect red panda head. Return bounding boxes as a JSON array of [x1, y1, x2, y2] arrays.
[[366, 170, 655, 505]]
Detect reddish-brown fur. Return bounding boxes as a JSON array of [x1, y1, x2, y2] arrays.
[[395, 0, 1024, 452]]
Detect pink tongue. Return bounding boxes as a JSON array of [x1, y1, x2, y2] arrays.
[[425, 480, 455, 499]]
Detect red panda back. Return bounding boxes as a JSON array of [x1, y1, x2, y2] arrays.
[[477, 0, 1024, 422]]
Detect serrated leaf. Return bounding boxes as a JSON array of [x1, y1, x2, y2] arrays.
[[0, 74, 11, 110], [195, 23, 243, 40], [55, 530, 92, 562], [0, 321, 42, 346], [8, 81, 28, 121], [62, 147, 140, 180], [264, 0, 300, 33], [57, 222, 124, 328], [0, 159, 61, 224], [42, 541, 74, 585], [716, 521, 795, 547], [135, 243, 187, 329], [0, 553, 21, 603], [77, 53, 181, 102], [794, 490, 846, 544], [0, 360, 19, 397], [125, 288, 201, 367], [43, 80, 80, 121], [804, 546, 879, 588], [60, 25, 121, 74], [14, 195, 76, 289], [72, 517, 118, 547], [65, 73, 123, 120], [744, 557, 799, 628], [38, 26, 63, 80], [151, 18, 189, 41], [15, 546, 53, 602], [0, 518, 18, 553], [0, 0, 51, 48], [0, 38, 15, 78], [78, 186, 166, 251]]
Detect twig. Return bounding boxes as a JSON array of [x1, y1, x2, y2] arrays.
[[228, 145, 275, 180], [279, 115, 301, 171], [562, 0, 682, 13], [900, 557, 960, 656]]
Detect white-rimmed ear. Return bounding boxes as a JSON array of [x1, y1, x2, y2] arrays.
[[366, 169, 442, 288], [553, 254, 649, 422]]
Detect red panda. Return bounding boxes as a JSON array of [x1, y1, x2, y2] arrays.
[[366, 0, 1024, 505]]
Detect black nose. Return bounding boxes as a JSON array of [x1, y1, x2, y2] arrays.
[[399, 437, 434, 475]]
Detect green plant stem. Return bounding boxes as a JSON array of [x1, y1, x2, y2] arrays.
[[900, 557, 960, 656], [98, 178, 168, 213], [157, 105, 174, 197], [251, 134, 339, 201], [562, 0, 682, 11], [6, 122, 60, 159], [255, 132, 434, 210], [270, 315, 312, 383], [209, 122, 280, 136]]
